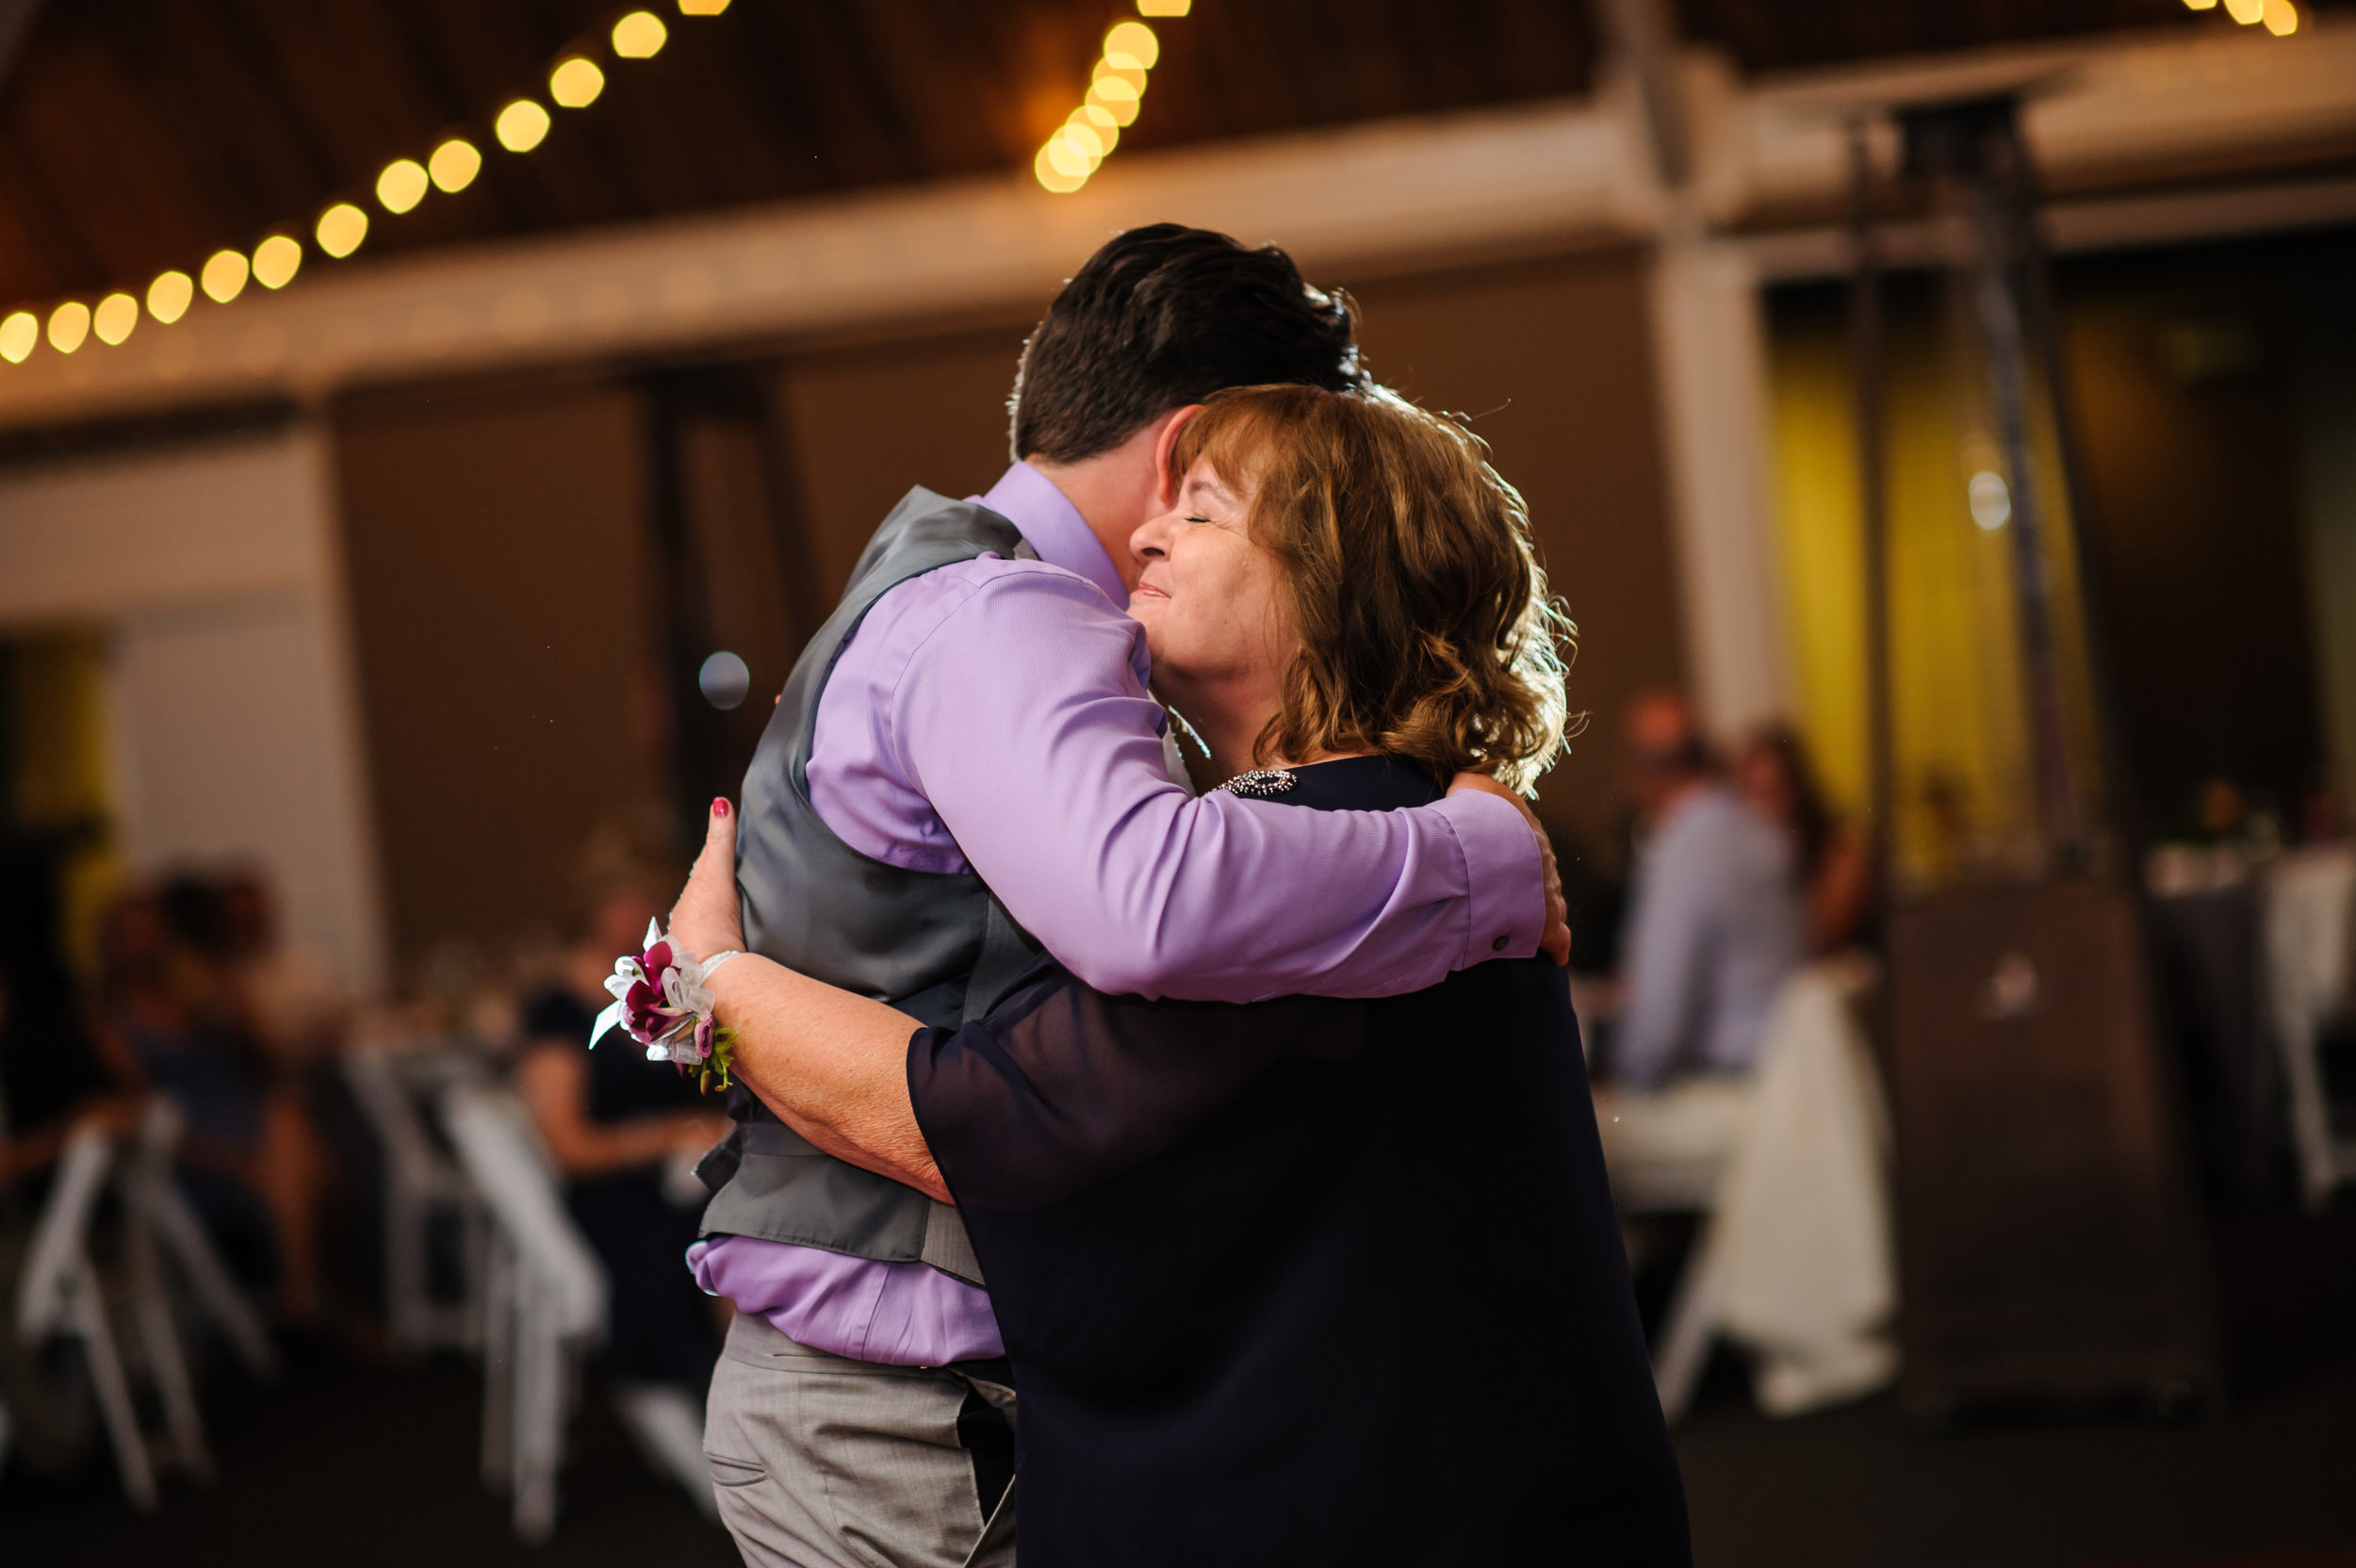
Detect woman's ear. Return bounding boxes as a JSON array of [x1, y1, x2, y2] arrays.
[[1151, 404, 1203, 507]]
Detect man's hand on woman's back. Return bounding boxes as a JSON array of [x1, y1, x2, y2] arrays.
[[1446, 772, 1571, 967]]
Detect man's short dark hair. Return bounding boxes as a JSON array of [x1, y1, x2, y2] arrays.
[[1009, 223, 1366, 465]]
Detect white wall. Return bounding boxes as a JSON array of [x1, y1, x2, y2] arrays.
[[0, 428, 387, 994]]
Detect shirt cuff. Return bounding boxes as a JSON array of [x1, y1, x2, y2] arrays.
[[1428, 791, 1546, 968]]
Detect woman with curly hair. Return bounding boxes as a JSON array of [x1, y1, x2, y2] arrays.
[[671, 384, 1688, 1567]]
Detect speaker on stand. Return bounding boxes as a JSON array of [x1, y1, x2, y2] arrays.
[[1846, 94, 2221, 1421]]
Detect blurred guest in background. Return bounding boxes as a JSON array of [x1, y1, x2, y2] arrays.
[[0, 873, 139, 1192], [516, 876, 732, 1467], [221, 870, 350, 1068], [1734, 723, 1873, 955], [94, 880, 327, 1323], [1594, 692, 1804, 1178]]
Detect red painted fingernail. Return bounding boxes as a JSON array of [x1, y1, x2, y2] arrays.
[[712, 798, 728, 818]]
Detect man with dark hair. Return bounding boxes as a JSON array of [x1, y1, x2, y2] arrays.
[[692, 224, 1564, 1568], [1008, 222, 1364, 462]]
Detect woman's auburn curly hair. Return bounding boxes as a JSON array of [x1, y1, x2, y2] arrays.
[[1171, 383, 1574, 795]]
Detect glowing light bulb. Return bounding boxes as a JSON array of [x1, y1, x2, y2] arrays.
[[1104, 21, 1160, 68], [550, 57, 606, 107], [1035, 144, 1088, 194], [147, 270, 194, 323], [430, 139, 483, 193], [1062, 119, 1109, 160], [1094, 59, 1149, 94], [47, 300, 90, 353], [1137, 0, 1190, 14], [613, 10, 668, 57], [0, 310, 37, 362], [2222, 0, 2263, 21], [2263, 0, 2298, 32], [679, 0, 730, 11], [253, 235, 303, 289], [1968, 471, 2011, 531], [1044, 133, 1095, 181], [317, 204, 368, 258], [202, 249, 251, 303], [496, 98, 551, 152], [93, 292, 139, 345], [1087, 76, 1142, 125], [2182, 0, 2218, 8], [377, 157, 430, 213]]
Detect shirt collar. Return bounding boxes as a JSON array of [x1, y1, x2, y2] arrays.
[[973, 461, 1127, 610]]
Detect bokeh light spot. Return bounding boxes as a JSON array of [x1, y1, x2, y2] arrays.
[[202, 249, 251, 303], [47, 300, 90, 353], [147, 270, 194, 323], [613, 10, 668, 57], [253, 234, 303, 289], [94, 292, 139, 345], [317, 204, 368, 258], [377, 158, 430, 213], [430, 139, 483, 193], [550, 57, 606, 107], [698, 651, 751, 710]]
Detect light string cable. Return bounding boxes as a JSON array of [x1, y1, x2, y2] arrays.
[[0, 3, 738, 368], [1035, 0, 1192, 194]]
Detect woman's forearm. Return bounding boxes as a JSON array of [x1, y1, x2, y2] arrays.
[[708, 956, 948, 1202]]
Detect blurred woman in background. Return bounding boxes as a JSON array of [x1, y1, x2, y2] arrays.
[[1733, 723, 1873, 955], [516, 876, 732, 1487], [94, 880, 326, 1324]]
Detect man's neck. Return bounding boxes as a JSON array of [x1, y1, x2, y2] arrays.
[[1025, 420, 1177, 595]]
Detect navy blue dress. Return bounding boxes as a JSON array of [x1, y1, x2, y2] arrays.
[[524, 986, 717, 1389], [908, 756, 1690, 1567]]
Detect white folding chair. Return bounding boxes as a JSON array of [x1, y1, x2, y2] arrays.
[[15, 1120, 160, 1507], [2265, 845, 2356, 1210], [14, 1104, 285, 1509], [344, 1047, 488, 1352], [439, 1085, 608, 1544], [1607, 961, 1897, 1422]]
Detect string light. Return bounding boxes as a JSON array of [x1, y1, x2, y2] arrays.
[[613, 11, 668, 58], [253, 235, 303, 290], [429, 138, 483, 193], [496, 99, 551, 152], [377, 157, 430, 214], [201, 249, 250, 304], [147, 270, 193, 323], [1137, 0, 1190, 13], [93, 292, 139, 346], [0, 0, 734, 369], [316, 204, 369, 258], [1037, 14, 1186, 193], [47, 301, 90, 353], [2188, 0, 2297, 26], [550, 56, 606, 107]]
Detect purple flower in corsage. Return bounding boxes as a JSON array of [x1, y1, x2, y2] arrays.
[[591, 918, 743, 1092]]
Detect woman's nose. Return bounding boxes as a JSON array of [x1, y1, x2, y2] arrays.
[[1130, 512, 1175, 562]]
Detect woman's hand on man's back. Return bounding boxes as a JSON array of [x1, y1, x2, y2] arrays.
[[1445, 772, 1572, 967]]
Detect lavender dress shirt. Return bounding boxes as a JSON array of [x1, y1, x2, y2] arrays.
[[689, 461, 1545, 1364]]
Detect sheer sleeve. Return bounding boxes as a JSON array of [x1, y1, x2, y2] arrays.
[[907, 959, 1367, 1210]]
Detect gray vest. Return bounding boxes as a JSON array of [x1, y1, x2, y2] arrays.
[[696, 486, 1042, 1288]]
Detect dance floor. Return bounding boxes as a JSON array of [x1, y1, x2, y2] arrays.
[[4, 1205, 2350, 1567]]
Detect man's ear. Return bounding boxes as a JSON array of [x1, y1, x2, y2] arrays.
[[1150, 404, 1203, 507]]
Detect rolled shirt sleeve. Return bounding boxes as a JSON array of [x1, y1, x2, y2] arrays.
[[873, 565, 1546, 1002]]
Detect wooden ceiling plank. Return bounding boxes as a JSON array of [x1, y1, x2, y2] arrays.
[[8, 43, 221, 295], [0, 128, 90, 299]]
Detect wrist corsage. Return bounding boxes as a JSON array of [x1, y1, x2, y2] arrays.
[[591, 919, 744, 1092]]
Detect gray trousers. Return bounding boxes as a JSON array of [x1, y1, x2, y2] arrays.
[[705, 1312, 1017, 1568]]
